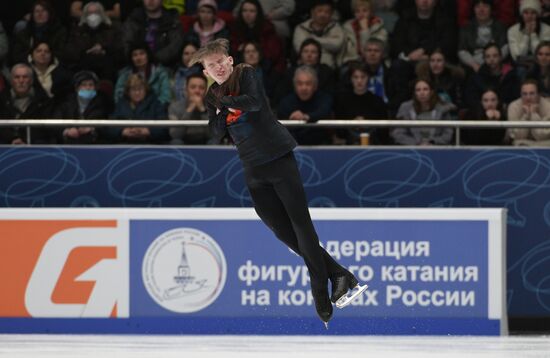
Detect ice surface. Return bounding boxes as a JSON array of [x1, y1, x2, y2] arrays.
[[1, 335, 550, 358]]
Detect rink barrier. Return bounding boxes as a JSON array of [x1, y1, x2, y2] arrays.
[[1, 118, 550, 146]]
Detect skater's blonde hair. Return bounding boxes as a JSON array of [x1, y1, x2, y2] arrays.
[[190, 38, 230, 66]]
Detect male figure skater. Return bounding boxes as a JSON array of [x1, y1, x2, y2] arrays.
[[191, 39, 367, 328]]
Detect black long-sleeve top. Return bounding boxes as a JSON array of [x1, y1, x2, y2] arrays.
[[205, 66, 296, 167]]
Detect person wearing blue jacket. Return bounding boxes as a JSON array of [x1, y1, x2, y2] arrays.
[[191, 39, 367, 328], [108, 73, 168, 143], [114, 42, 172, 105]]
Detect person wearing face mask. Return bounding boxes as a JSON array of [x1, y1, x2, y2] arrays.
[[70, 0, 121, 22], [54, 70, 113, 144], [64, 1, 123, 82]]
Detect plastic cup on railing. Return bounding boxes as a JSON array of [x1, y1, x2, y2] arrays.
[[360, 132, 370, 146]]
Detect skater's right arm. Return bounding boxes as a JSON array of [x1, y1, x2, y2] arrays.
[[205, 90, 228, 144], [218, 67, 262, 112]]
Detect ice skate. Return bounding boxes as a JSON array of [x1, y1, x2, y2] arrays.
[[312, 289, 333, 329], [330, 274, 368, 309]]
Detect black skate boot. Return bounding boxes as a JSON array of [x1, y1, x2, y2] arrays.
[[312, 289, 333, 329], [330, 273, 358, 303]]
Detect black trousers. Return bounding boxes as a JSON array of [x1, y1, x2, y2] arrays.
[[243, 151, 349, 292]]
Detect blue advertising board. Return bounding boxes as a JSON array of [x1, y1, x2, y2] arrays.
[[2, 146, 544, 319], [0, 208, 506, 335]]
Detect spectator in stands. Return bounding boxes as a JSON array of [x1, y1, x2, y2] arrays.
[[109, 73, 168, 143], [508, 79, 550, 146], [238, 41, 273, 96], [543, 0, 550, 25], [185, 0, 230, 47], [273, 38, 336, 106], [0, 63, 54, 144], [389, 0, 457, 115], [172, 41, 202, 102], [120, 0, 141, 20], [334, 61, 389, 144], [371, 0, 398, 33], [463, 42, 520, 108], [0, 22, 8, 72], [55, 70, 113, 144], [12, 0, 68, 64], [123, 0, 184, 67], [293, 0, 345, 68], [277, 65, 333, 145], [526, 41, 550, 97], [70, 0, 121, 21], [28, 41, 73, 104], [458, 0, 508, 73], [461, 88, 506, 145], [457, 0, 518, 28], [390, 0, 457, 62], [230, 0, 285, 74], [339, 0, 388, 66], [508, 0, 550, 77], [233, 0, 295, 40], [114, 42, 171, 104], [362, 38, 391, 104], [64, 2, 123, 82], [391, 78, 454, 145], [415, 48, 464, 108], [168, 72, 209, 144]]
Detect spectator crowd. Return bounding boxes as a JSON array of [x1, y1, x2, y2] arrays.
[[0, 0, 549, 146]]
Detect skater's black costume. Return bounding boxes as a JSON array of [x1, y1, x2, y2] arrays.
[[206, 64, 357, 324]]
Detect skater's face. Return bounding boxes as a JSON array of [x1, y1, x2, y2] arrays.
[[483, 46, 501, 69], [414, 80, 432, 104], [429, 52, 445, 75], [521, 83, 539, 105], [537, 45, 550, 67], [351, 69, 368, 94], [202, 52, 234, 84], [294, 71, 317, 101], [241, 2, 258, 26], [481, 90, 498, 110]]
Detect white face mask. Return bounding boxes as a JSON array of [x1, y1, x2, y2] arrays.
[[86, 13, 102, 28]]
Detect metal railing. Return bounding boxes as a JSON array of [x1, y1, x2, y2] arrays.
[[1, 119, 547, 146]]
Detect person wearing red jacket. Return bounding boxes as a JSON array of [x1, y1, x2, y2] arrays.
[[457, 0, 519, 27], [230, 0, 285, 74]]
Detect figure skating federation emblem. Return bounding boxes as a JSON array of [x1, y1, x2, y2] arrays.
[[142, 228, 227, 313]]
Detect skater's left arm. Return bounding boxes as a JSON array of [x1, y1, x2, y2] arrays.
[[218, 67, 262, 112]]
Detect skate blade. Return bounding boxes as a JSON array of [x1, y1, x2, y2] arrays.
[[335, 284, 368, 309], [324, 321, 329, 330]]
